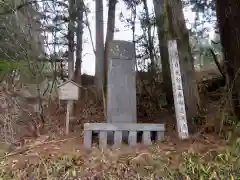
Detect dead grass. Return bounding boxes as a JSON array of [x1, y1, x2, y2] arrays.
[[0, 131, 236, 179], [195, 66, 221, 82], [0, 110, 238, 179], [0, 67, 235, 179]]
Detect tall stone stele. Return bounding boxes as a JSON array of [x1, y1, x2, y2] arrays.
[[106, 40, 137, 142], [107, 40, 137, 124]]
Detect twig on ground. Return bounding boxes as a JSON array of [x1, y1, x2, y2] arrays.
[[0, 137, 76, 160]]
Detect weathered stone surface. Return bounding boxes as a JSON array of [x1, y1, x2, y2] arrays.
[[143, 131, 152, 145], [128, 131, 137, 146], [157, 131, 164, 141], [99, 131, 107, 148], [107, 40, 137, 124], [83, 130, 92, 148], [113, 131, 122, 147], [84, 123, 165, 131], [83, 123, 165, 148]]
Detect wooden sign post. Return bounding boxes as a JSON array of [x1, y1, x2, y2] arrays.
[[168, 40, 189, 139], [58, 80, 81, 134]]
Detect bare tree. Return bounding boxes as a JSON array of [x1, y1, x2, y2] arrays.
[[66, 0, 75, 134], [167, 0, 200, 132], [95, 0, 104, 89], [153, 0, 173, 105], [142, 0, 155, 72], [215, 0, 240, 120], [75, 0, 84, 85], [104, 0, 117, 91]]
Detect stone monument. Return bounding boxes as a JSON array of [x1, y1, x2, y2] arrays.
[[107, 40, 137, 124], [83, 40, 165, 148], [168, 40, 189, 139], [107, 40, 137, 142]]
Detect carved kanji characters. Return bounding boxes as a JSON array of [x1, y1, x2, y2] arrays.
[[174, 62, 179, 68], [176, 77, 181, 83], [179, 107, 185, 113], [175, 70, 181, 76], [176, 85, 182, 90], [177, 91, 183, 98], [178, 100, 184, 105]]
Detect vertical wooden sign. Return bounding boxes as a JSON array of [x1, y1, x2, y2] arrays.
[[168, 40, 189, 139], [58, 80, 80, 135]]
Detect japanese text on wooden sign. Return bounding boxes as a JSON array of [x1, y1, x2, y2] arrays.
[[168, 40, 189, 139], [58, 81, 79, 101]]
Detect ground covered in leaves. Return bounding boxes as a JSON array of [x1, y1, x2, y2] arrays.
[[0, 132, 239, 180], [0, 68, 237, 179]]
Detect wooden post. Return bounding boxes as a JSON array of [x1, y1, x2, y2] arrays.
[[58, 81, 80, 135], [66, 101, 72, 134], [168, 40, 189, 139]]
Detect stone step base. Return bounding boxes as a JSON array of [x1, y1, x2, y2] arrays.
[[83, 123, 165, 148]]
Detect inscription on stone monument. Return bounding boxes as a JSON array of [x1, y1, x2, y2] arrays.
[[107, 40, 137, 124], [168, 40, 189, 139]]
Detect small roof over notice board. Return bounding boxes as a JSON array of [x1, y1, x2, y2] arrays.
[[58, 80, 82, 100], [57, 80, 82, 88]]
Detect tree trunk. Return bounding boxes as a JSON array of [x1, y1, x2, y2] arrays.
[[153, 0, 174, 105], [215, 0, 240, 119], [75, 0, 84, 85], [142, 0, 155, 72], [95, 0, 104, 89], [104, 0, 117, 92], [66, 0, 75, 134], [167, 0, 200, 133], [67, 0, 75, 80]]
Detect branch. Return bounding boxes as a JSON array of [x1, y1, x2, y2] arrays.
[[83, 3, 96, 55], [209, 48, 225, 79], [0, 0, 36, 15], [0, 0, 66, 16]]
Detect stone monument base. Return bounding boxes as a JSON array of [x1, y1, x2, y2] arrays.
[[83, 123, 165, 148]]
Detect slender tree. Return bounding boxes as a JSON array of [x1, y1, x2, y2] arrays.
[[75, 0, 84, 85], [104, 0, 117, 92], [153, 0, 173, 105], [95, 0, 104, 89], [167, 0, 200, 132], [215, 0, 240, 119], [66, 0, 75, 134], [142, 0, 155, 72]]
